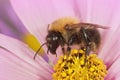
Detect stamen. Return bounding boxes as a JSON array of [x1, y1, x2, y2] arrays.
[[52, 49, 107, 80]]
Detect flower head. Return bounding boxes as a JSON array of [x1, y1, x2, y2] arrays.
[[53, 49, 107, 80], [0, 0, 120, 80]]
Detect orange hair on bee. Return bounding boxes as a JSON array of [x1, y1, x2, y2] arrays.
[[48, 17, 80, 33]]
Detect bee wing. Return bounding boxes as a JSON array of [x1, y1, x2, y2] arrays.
[[66, 23, 110, 30]]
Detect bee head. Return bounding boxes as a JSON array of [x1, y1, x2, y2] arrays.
[[46, 31, 65, 55]]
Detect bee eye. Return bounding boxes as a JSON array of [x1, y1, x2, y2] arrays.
[[53, 36, 58, 40]]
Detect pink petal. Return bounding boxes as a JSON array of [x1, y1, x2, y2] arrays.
[[0, 34, 53, 80], [105, 56, 120, 80], [98, 25, 120, 67], [80, 0, 120, 25], [0, 48, 39, 80], [0, 0, 27, 40]]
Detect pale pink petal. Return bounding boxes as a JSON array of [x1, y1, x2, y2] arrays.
[[80, 0, 120, 26], [0, 48, 39, 80], [98, 26, 120, 68], [96, 1, 120, 59], [0, 0, 27, 40], [105, 56, 120, 80], [0, 34, 53, 80]]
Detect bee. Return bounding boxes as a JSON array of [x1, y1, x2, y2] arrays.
[[33, 22, 108, 60]]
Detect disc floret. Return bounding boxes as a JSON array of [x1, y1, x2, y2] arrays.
[[52, 49, 107, 80]]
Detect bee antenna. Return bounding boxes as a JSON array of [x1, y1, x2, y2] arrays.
[[33, 42, 47, 60]]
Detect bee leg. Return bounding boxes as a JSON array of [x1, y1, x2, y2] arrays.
[[66, 46, 71, 56], [47, 48, 50, 54], [64, 46, 71, 65], [84, 45, 90, 65], [81, 27, 91, 66], [61, 47, 65, 54], [55, 53, 57, 57], [60, 36, 65, 54]]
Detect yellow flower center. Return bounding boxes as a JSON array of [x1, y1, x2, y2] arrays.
[[52, 49, 107, 80]]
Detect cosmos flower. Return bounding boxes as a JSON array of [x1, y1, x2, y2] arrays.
[[0, 0, 120, 80]]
